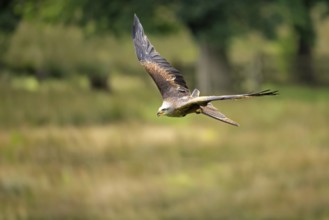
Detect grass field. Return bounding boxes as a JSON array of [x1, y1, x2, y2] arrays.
[[0, 76, 329, 219]]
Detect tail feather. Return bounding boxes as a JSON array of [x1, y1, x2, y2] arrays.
[[248, 89, 279, 97], [200, 106, 239, 126]]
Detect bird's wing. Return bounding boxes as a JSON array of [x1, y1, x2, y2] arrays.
[[200, 105, 239, 126], [132, 14, 190, 99], [191, 90, 278, 104]]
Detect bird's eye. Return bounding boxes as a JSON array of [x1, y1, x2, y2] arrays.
[[161, 108, 168, 111]]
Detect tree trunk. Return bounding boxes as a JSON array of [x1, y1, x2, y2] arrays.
[[293, 0, 316, 84], [88, 74, 111, 91], [294, 28, 315, 84], [196, 41, 233, 94]]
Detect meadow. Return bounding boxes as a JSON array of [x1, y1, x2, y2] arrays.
[[0, 75, 328, 219]]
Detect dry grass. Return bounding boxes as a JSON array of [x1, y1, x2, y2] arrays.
[[0, 82, 328, 219]]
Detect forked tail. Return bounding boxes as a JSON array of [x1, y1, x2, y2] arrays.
[[200, 105, 239, 126]]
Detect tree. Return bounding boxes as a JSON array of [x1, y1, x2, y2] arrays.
[[9, 0, 178, 90], [6, 0, 283, 92], [280, 0, 329, 85], [175, 0, 280, 92], [0, 0, 21, 69], [0, 0, 21, 32], [4, 0, 329, 90]]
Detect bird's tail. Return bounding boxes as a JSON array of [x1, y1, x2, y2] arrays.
[[200, 105, 239, 126]]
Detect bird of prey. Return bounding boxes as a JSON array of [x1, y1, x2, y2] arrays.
[[132, 14, 278, 126]]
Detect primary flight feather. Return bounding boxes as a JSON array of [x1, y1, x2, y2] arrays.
[[132, 14, 278, 126]]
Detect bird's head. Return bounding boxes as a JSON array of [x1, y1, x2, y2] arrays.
[[157, 101, 173, 117]]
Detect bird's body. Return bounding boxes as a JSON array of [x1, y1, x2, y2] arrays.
[[159, 94, 200, 117], [132, 14, 278, 126]]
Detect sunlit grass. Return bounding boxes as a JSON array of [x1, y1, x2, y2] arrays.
[[0, 78, 328, 219]]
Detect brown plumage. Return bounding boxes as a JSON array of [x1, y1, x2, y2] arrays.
[[132, 14, 278, 126], [132, 15, 189, 99]]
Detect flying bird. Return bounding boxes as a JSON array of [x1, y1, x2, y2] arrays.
[[132, 14, 278, 126]]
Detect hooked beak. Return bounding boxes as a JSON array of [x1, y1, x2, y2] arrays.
[[157, 111, 164, 117]]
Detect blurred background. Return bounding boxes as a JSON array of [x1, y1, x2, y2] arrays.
[[0, 0, 329, 219]]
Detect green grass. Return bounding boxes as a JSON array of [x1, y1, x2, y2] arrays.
[[0, 78, 329, 219]]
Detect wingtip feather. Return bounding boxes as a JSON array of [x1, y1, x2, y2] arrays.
[[132, 14, 148, 62], [132, 14, 141, 39], [251, 89, 279, 97]]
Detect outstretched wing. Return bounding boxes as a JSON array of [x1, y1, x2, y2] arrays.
[[191, 90, 279, 104], [132, 14, 190, 99]]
